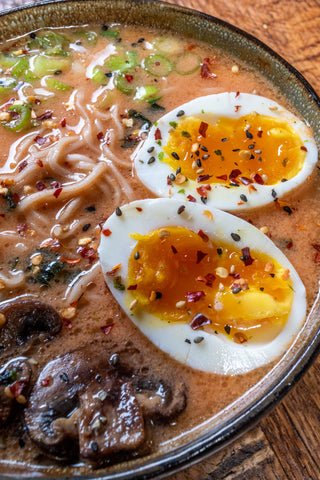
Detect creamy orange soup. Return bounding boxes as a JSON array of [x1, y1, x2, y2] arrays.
[[0, 24, 318, 476]]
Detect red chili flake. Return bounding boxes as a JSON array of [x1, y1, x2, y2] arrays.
[[101, 323, 114, 335], [171, 245, 178, 254], [12, 193, 20, 203], [200, 62, 216, 79], [188, 44, 196, 50], [315, 252, 320, 264], [286, 240, 293, 249], [70, 301, 78, 307], [190, 313, 211, 330], [229, 169, 241, 180], [37, 110, 52, 120], [36, 181, 46, 191], [197, 174, 212, 183], [232, 273, 241, 279], [34, 135, 47, 145], [53, 187, 63, 198], [136, 207, 143, 212], [196, 250, 207, 264], [60, 257, 81, 264], [187, 194, 196, 202], [0, 214, 5, 218], [197, 229, 209, 242], [196, 272, 215, 287], [185, 291, 205, 302], [40, 238, 61, 250], [300, 145, 307, 152], [312, 244, 320, 252], [41, 377, 51, 387], [18, 160, 28, 172], [127, 284, 137, 290], [235, 91, 240, 98], [102, 228, 112, 237], [60, 117, 67, 127], [257, 130, 263, 138], [253, 173, 264, 185], [234, 105, 241, 112], [167, 175, 173, 186], [155, 128, 162, 140], [17, 223, 28, 234], [9, 380, 28, 397], [78, 246, 96, 263], [124, 74, 134, 83], [239, 176, 253, 185], [199, 121, 208, 137], [36, 159, 43, 167], [240, 247, 254, 266], [233, 332, 248, 344], [196, 185, 208, 198], [97, 132, 104, 141], [216, 174, 228, 181], [205, 184, 211, 191]]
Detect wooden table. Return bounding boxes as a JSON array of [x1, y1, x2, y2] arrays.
[[0, 0, 319, 479]]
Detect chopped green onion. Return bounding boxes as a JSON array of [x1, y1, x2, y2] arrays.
[[101, 29, 120, 38], [153, 37, 184, 56], [0, 77, 16, 96], [143, 54, 172, 77], [174, 52, 201, 75], [45, 76, 73, 92], [32, 55, 71, 77], [11, 56, 29, 78], [134, 85, 159, 101], [115, 72, 136, 95], [0, 53, 21, 68], [95, 90, 114, 110], [72, 30, 97, 46], [105, 50, 138, 72], [1, 104, 32, 132], [28, 31, 70, 51], [91, 66, 107, 85], [147, 96, 162, 104]]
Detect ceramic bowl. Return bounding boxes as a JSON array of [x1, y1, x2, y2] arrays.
[[0, 1, 319, 479]]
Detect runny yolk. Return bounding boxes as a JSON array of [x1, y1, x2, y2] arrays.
[[127, 226, 294, 344], [163, 113, 306, 185]]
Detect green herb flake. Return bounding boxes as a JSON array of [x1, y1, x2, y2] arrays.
[[181, 130, 191, 138], [169, 121, 178, 129], [214, 149, 222, 156], [177, 189, 185, 194], [114, 276, 125, 291], [158, 151, 165, 161]]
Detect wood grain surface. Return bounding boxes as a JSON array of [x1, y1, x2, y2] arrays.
[[0, 1, 319, 479]]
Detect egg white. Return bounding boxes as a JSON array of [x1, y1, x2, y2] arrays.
[[133, 92, 318, 212], [98, 198, 306, 375]]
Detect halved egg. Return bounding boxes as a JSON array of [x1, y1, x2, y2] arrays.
[[98, 198, 306, 375], [133, 93, 317, 211]]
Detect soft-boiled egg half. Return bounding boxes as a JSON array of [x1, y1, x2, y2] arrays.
[[134, 93, 317, 211], [98, 198, 306, 375]]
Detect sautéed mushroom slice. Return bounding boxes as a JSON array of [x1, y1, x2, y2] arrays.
[[0, 297, 62, 355], [25, 340, 187, 462]]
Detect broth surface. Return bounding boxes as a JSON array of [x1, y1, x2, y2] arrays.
[[0, 24, 318, 476]]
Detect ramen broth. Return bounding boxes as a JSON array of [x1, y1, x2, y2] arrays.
[[0, 25, 318, 475]]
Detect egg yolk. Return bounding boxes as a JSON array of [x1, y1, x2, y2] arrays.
[[126, 226, 294, 343], [162, 113, 306, 185]]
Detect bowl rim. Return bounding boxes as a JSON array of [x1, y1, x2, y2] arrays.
[[0, 1, 319, 479]]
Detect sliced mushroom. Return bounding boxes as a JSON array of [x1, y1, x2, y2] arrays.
[[79, 378, 144, 461], [25, 340, 187, 463], [0, 297, 62, 355], [132, 377, 187, 420], [0, 357, 33, 427]]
